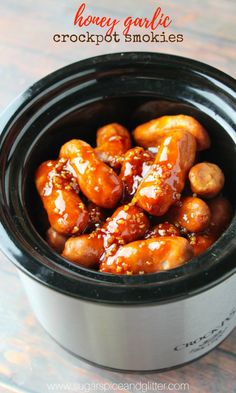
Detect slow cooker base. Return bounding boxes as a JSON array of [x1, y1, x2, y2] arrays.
[[48, 330, 235, 373], [18, 269, 236, 372]]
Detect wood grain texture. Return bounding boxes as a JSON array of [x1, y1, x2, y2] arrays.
[[0, 0, 235, 392]]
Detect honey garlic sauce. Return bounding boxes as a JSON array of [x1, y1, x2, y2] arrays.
[[120, 147, 154, 201]]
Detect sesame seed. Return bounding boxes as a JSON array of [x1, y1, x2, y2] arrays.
[[116, 266, 122, 273], [162, 261, 169, 269], [117, 219, 125, 225]]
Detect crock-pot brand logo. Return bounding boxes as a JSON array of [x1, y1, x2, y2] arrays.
[[52, 3, 184, 46], [174, 308, 236, 353]]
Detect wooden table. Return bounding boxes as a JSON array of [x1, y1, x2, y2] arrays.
[[0, 1, 235, 392]]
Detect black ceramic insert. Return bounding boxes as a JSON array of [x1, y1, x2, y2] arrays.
[[0, 52, 235, 304]]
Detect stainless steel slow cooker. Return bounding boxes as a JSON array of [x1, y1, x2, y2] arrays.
[[0, 52, 235, 371]]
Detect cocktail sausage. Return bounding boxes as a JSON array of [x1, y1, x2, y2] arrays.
[[100, 236, 194, 275], [60, 139, 123, 208], [62, 234, 104, 268], [35, 160, 89, 235], [46, 227, 68, 253], [168, 197, 211, 233], [189, 162, 225, 198], [135, 131, 196, 216], [145, 222, 181, 239], [96, 123, 131, 149], [188, 197, 233, 256], [208, 197, 233, 236], [95, 123, 131, 170], [133, 114, 210, 151], [62, 204, 149, 266]]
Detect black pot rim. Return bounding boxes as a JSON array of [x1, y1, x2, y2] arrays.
[[0, 51, 236, 304]]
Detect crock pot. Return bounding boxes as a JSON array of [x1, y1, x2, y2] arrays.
[[0, 52, 235, 371]]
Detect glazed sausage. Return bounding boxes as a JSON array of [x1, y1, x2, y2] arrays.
[[135, 130, 197, 216], [102, 204, 149, 245], [35, 160, 89, 235], [62, 234, 104, 268], [59, 139, 123, 209], [168, 197, 211, 233], [95, 138, 125, 171], [208, 197, 233, 236], [62, 204, 150, 266], [189, 162, 225, 198], [188, 233, 216, 257], [46, 227, 68, 253], [120, 147, 154, 201], [99, 236, 194, 275], [188, 197, 233, 256], [96, 123, 131, 149], [133, 114, 210, 151], [95, 123, 131, 170], [145, 222, 181, 239]]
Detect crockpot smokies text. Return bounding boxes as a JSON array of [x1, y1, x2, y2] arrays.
[[35, 115, 233, 275]]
